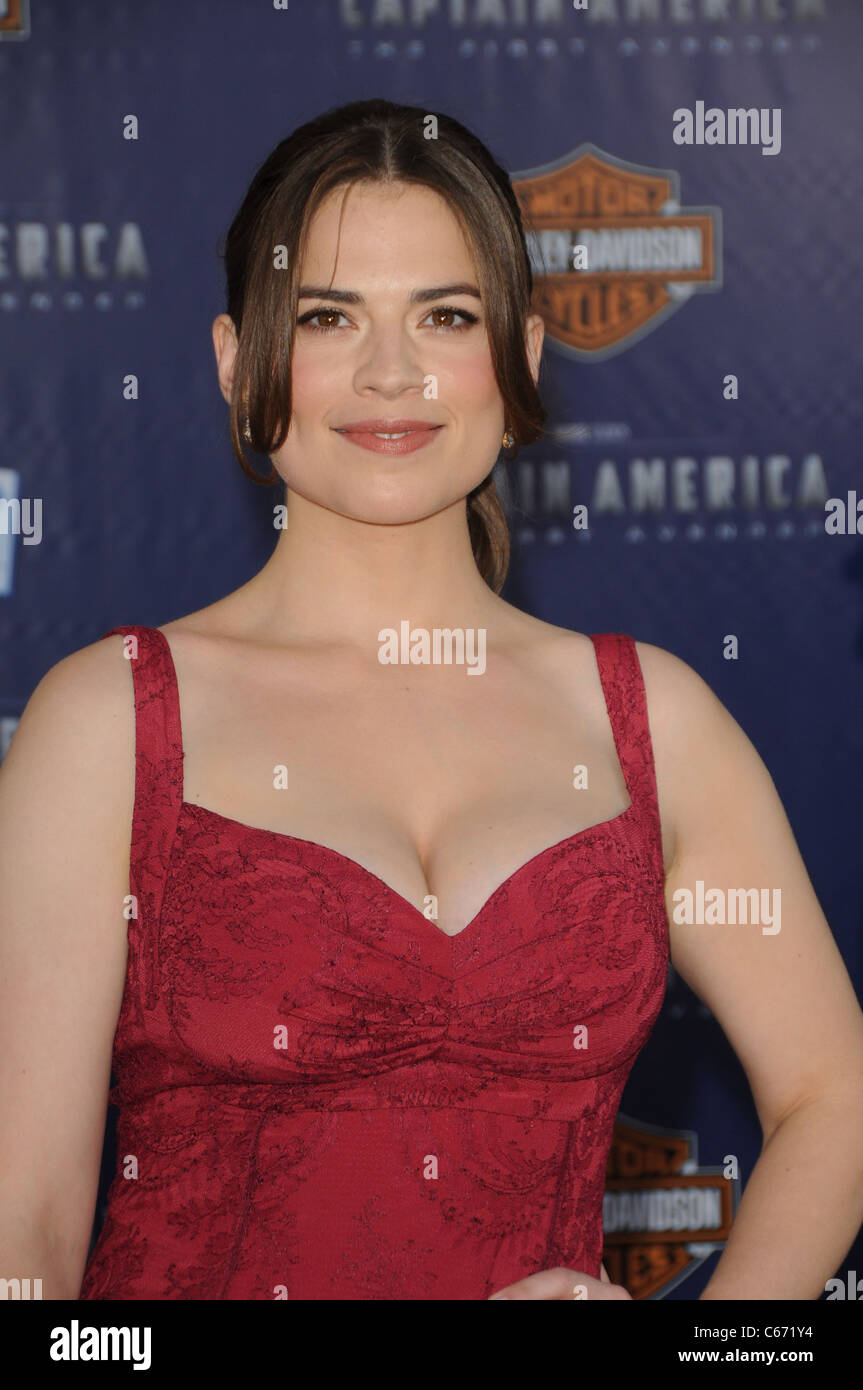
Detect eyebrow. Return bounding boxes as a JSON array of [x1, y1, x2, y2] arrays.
[[297, 283, 482, 305]]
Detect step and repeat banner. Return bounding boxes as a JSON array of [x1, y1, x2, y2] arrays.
[[1, 0, 861, 1300]]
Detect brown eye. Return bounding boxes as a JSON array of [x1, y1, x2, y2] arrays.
[[425, 306, 479, 332], [297, 308, 348, 333]]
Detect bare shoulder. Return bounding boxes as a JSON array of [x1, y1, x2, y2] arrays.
[[502, 608, 721, 721], [632, 638, 728, 723], [512, 619, 768, 874], [632, 639, 788, 887], [489, 605, 741, 750], [2, 633, 135, 822], [16, 632, 133, 730], [631, 638, 754, 764]]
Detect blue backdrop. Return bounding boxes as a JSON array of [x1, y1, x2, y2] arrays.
[[1, 0, 861, 1299]]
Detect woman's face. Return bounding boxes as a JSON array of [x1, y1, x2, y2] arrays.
[[261, 180, 541, 526]]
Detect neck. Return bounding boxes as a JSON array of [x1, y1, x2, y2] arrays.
[[227, 489, 505, 649]]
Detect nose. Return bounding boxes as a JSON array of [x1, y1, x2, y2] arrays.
[[351, 321, 425, 398]]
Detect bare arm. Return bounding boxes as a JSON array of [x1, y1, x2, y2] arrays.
[[0, 636, 134, 1298], [639, 640, 863, 1300]]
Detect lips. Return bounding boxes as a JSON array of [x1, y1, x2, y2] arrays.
[[333, 421, 443, 457], [335, 420, 442, 434]]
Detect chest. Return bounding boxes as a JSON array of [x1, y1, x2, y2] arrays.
[[176, 660, 638, 937]]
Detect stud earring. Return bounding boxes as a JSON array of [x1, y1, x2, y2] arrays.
[[502, 428, 515, 449]]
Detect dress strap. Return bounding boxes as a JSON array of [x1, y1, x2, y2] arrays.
[[589, 632, 664, 889], [100, 625, 185, 1012]]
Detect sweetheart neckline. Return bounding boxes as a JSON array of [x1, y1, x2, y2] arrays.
[[178, 798, 637, 942]]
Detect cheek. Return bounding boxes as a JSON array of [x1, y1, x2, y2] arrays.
[[441, 349, 501, 412], [285, 348, 337, 418]]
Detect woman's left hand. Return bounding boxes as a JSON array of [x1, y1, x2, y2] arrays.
[[487, 1264, 632, 1300]]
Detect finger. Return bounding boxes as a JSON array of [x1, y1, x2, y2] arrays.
[[600, 1262, 610, 1283], [489, 1267, 588, 1301]]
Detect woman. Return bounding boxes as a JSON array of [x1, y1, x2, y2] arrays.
[[1, 99, 862, 1302]]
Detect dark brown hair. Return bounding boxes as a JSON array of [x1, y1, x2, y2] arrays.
[[219, 98, 547, 593]]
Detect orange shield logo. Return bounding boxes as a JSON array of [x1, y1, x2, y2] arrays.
[[0, 0, 30, 40], [602, 1113, 738, 1299], [513, 144, 722, 361]]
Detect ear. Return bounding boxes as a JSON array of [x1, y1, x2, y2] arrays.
[[525, 312, 544, 385], [212, 314, 239, 406]]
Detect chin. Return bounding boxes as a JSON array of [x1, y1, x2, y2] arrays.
[[283, 474, 469, 525], [345, 501, 455, 528], [329, 482, 458, 525]]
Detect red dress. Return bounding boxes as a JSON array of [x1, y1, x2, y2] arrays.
[[79, 626, 668, 1300]]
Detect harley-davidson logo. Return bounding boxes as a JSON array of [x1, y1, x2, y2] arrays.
[[513, 144, 722, 361], [603, 1113, 739, 1299], [0, 0, 29, 40]]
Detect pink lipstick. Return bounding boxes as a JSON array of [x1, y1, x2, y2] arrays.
[[333, 420, 443, 456]]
